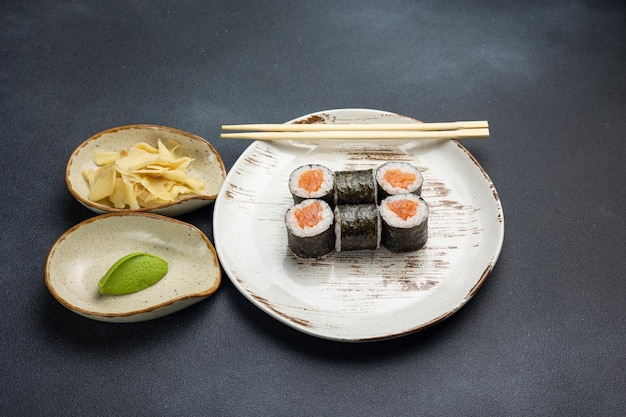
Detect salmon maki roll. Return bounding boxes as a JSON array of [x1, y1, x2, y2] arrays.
[[285, 199, 335, 258], [335, 169, 376, 205], [334, 204, 380, 252], [379, 193, 429, 253], [289, 164, 335, 206], [375, 162, 423, 202]]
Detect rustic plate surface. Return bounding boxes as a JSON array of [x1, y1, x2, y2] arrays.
[[45, 213, 221, 322], [213, 108, 504, 341]]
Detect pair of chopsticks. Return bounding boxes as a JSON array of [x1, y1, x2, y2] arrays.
[[220, 120, 489, 141]]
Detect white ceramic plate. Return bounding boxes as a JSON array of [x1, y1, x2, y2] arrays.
[[213, 109, 504, 341], [45, 213, 221, 322], [66, 124, 226, 216]]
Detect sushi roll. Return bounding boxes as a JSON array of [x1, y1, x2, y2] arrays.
[[334, 204, 380, 252], [288, 164, 335, 206], [285, 199, 335, 258], [375, 161, 423, 202], [335, 169, 376, 205], [379, 193, 429, 253]]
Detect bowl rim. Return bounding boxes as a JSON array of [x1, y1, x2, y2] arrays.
[[44, 212, 222, 318], [65, 124, 226, 213]]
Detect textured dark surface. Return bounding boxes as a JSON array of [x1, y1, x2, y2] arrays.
[[1, 1, 625, 416]]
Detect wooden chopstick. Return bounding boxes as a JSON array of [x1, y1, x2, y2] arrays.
[[220, 128, 488, 140], [220, 120, 489, 140], [222, 120, 488, 132]]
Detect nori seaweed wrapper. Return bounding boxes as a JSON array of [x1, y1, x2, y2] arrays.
[[376, 181, 423, 203], [286, 226, 335, 258], [381, 218, 428, 253], [335, 169, 376, 205], [292, 191, 335, 207], [335, 204, 379, 251]]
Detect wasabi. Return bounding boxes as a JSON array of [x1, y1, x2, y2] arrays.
[[98, 252, 168, 295]]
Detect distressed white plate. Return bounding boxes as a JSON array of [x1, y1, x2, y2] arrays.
[[213, 109, 504, 341], [45, 213, 221, 322], [66, 124, 226, 216]]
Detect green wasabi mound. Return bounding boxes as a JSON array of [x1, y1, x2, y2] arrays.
[[98, 252, 168, 295]]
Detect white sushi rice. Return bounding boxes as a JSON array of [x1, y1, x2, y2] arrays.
[[334, 207, 342, 252], [285, 199, 334, 237], [376, 161, 423, 196], [289, 164, 335, 200], [379, 193, 429, 228]]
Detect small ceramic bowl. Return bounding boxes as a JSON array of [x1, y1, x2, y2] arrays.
[[45, 213, 221, 322], [66, 124, 226, 216]]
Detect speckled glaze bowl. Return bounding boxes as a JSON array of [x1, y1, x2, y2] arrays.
[[45, 213, 221, 322], [66, 124, 226, 216]]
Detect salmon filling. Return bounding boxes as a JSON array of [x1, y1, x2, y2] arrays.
[[298, 169, 325, 193], [387, 199, 418, 221], [383, 169, 416, 189], [294, 200, 323, 228]]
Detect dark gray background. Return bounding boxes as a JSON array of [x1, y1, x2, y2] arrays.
[[2, 1, 624, 416]]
